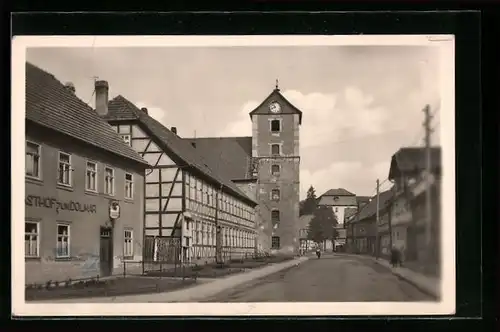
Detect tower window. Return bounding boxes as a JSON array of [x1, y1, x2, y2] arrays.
[[271, 144, 281, 155], [271, 119, 281, 132], [271, 164, 280, 176], [272, 236, 280, 249], [271, 209, 280, 222], [271, 189, 280, 201]]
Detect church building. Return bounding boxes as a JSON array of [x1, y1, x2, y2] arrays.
[[186, 82, 303, 254]]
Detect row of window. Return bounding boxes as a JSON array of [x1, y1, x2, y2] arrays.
[[185, 174, 255, 221], [186, 227, 255, 248], [185, 200, 255, 229], [26, 141, 134, 199], [25, 221, 135, 259]]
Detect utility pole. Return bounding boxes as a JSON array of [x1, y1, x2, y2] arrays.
[[375, 179, 380, 259], [423, 104, 433, 258]]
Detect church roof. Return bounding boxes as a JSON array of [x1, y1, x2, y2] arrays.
[[248, 88, 303, 124]]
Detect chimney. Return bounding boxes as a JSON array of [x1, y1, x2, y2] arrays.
[[64, 82, 76, 94], [95, 80, 109, 116], [171, 127, 177, 135], [141, 107, 148, 115]]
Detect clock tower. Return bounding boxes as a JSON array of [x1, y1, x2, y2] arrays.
[[249, 82, 302, 255]]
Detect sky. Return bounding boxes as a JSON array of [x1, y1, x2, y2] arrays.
[[26, 44, 442, 200]]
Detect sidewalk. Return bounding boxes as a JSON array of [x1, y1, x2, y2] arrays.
[[33, 256, 310, 303], [334, 253, 441, 299]]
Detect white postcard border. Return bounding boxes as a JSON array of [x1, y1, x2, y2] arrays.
[[12, 35, 455, 316]]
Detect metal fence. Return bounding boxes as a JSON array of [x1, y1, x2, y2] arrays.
[[141, 236, 183, 273]]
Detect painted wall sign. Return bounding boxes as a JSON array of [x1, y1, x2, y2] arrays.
[[25, 195, 97, 214]]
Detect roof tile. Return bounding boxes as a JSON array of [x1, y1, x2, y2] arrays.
[[25, 62, 147, 166], [321, 188, 356, 196], [357, 189, 394, 221], [103, 95, 257, 206], [389, 147, 441, 179], [182, 137, 253, 181]]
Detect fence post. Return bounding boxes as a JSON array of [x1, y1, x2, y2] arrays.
[[123, 260, 126, 277]]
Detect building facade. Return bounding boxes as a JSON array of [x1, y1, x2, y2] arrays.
[[347, 190, 392, 255], [387, 147, 442, 266], [25, 63, 148, 285], [388, 192, 412, 255], [318, 188, 358, 226], [248, 86, 302, 254], [318, 188, 358, 248], [352, 219, 376, 254], [100, 89, 258, 265]]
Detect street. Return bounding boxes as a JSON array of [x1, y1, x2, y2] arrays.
[[201, 254, 434, 302]]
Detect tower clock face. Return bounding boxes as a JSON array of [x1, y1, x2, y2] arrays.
[[269, 101, 281, 113]]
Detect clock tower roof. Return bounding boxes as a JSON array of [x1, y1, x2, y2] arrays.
[[248, 87, 303, 125]]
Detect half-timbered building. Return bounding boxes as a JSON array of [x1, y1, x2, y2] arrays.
[[96, 83, 258, 264]]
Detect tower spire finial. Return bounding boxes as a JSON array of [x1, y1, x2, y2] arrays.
[[275, 78, 279, 91]]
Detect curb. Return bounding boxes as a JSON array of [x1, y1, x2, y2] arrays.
[[390, 268, 440, 300], [333, 253, 440, 299], [34, 256, 310, 303]]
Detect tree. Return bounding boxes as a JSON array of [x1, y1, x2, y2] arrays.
[[307, 205, 339, 248], [300, 185, 318, 216]]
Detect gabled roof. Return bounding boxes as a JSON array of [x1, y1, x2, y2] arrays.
[[321, 188, 356, 197], [103, 95, 258, 206], [25, 63, 147, 166], [106, 95, 140, 121], [357, 189, 394, 221], [318, 194, 358, 207], [182, 136, 253, 181], [389, 147, 442, 180], [248, 88, 303, 124], [344, 207, 358, 222]]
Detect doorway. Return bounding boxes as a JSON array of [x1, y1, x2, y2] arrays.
[[99, 227, 113, 277]]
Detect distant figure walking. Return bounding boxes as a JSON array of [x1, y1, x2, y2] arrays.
[[390, 245, 402, 268], [316, 248, 321, 259]]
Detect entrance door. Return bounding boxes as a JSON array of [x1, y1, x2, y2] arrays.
[[99, 227, 113, 277]]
